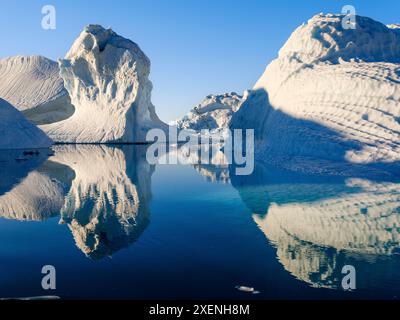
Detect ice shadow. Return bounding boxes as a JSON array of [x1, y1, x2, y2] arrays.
[[231, 88, 400, 180]]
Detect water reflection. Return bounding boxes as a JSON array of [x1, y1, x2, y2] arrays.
[[0, 145, 153, 260], [55, 145, 153, 260], [0, 149, 50, 197], [0, 160, 73, 221], [229, 162, 400, 290], [1, 145, 400, 293]]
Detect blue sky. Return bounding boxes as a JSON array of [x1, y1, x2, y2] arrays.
[[1, 0, 400, 121]]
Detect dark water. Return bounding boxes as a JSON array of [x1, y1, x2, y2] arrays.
[[0, 145, 399, 300]]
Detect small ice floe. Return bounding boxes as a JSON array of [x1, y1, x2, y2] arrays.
[[235, 286, 260, 294]]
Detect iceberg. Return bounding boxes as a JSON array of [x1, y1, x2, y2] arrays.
[[231, 14, 400, 173], [0, 98, 52, 150], [41, 25, 166, 143], [0, 55, 74, 125], [173, 92, 243, 133]]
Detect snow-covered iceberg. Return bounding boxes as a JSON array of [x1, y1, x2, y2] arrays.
[[41, 25, 166, 143], [0, 98, 52, 149], [0, 55, 74, 125], [173, 92, 243, 133], [231, 14, 400, 174]]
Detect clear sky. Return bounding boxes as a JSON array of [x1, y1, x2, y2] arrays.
[[1, 0, 400, 122]]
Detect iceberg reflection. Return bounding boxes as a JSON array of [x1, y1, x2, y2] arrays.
[[55, 145, 153, 260], [0, 145, 153, 260], [229, 161, 400, 289], [253, 178, 400, 289], [0, 160, 73, 221]]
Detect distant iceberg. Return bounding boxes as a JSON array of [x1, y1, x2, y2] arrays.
[[172, 92, 243, 134]]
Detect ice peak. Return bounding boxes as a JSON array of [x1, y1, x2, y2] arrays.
[[84, 24, 113, 34], [279, 13, 400, 64], [68, 24, 148, 63], [42, 24, 165, 143]]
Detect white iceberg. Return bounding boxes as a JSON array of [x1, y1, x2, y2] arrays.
[[0, 55, 74, 125], [0, 98, 52, 150], [41, 25, 166, 143], [173, 92, 243, 133], [231, 14, 400, 172]]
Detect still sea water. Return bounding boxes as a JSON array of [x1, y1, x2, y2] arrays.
[[0, 145, 399, 300]]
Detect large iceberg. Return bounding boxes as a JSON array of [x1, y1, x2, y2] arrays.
[[41, 25, 166, 143], [0, 98, 52, 149], [0, 55, 74, 125], [231, 14, 400, 173]]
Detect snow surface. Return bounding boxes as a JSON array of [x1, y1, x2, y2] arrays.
[[0, 98, 52, 149], [41, 25, 166, 143], [0, 55, 74, 125], [231, 14, 400, 173], [172, 92, 243, 133]]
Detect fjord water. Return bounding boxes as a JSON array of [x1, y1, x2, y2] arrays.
[[0, 145, 399, 300]]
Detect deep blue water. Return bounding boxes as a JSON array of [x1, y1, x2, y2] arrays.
[[0, 145, 399, 300]]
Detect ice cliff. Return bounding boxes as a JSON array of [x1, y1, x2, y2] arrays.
[[231, 14, 400, 173], [41, 25, 166, 143]]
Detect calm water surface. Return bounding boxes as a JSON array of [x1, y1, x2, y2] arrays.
[[0, 145, 399, 300]]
